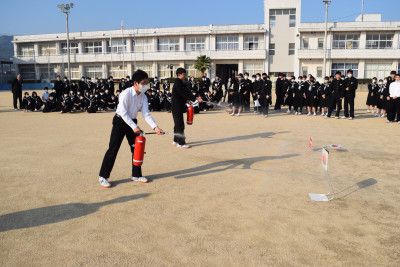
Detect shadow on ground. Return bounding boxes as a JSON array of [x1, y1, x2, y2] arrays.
[[0, 194, 150, 232]]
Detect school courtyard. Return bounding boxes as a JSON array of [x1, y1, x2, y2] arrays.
[[0, 91, 399, 266]]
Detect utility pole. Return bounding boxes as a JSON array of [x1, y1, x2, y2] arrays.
[[361, 0, 364, 22], [57, 3, 74, 80], [323, 0, 331, 77]]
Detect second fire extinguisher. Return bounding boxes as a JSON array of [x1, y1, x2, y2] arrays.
[[133, 133, 146, 166], [187, 105, 194, 125]]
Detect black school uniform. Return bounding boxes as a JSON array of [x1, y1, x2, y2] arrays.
[[232, 80, 244, 109], [163, 82, 171, 94], [259, 78, 272, 115], [294, 82, 305, 112], [377, 85, 389, 110], [284, 81, 295, 109], [31, 96, 43, 110], [22, 96, 33, 111], [43, 98, 57, 112], [59, 95, 72, 113], [306, 83, 318, 107], [319, 83, 331, 108], [87, 97, 97, 113], [366, 83, 379, 106], [327, 78, 346, 118]]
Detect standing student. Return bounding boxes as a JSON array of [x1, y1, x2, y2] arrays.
[[242, 73, 252, 112], [224, 77, 233, 102], [386, 73, 400, 123], [11, 74, 23, 110], [78, 77, 87, 95], [306, 77, 318, 116], [232, 74, 245, 116], [252, 74, 261, 113], [366, 77, 379, 114], [274, 73, 283, 111], [98, 70, 164, 188], [284, 76, 296, 114], [343, 69, 358, 120], [377, 79, 388, 117], [293, 76, 305, 115], [259, 73, 272, 117], [171, 68, 203, 149], [54, 75, 63, 98], [326, 71, 346, 119], [319, 76, 331, 116]]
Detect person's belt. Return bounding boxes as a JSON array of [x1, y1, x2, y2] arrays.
[[115, 114, 137, 123]]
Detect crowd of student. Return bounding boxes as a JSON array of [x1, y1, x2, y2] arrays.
[[14, 69, 400, 124], [224, 70, 400, 124]]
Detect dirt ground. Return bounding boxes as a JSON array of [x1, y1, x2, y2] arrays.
[[0, 90, 399, 266]]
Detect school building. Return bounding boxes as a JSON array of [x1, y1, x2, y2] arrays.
[[12, 0, 400, 82]]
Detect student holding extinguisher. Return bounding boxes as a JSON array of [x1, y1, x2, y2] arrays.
[[98, 70, 164, 188], [171, 68, 203, 149]]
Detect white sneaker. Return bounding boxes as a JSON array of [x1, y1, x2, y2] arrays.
[[341, 116, 347, 119], [325, 115, 329, 119], [321, 113, 325, 116], [231, 113, 235, 116], [335, 116, 339, 119], [381, 114, 385, 118], [313, 113, 317, 116], [99, 177, 111, 188], [348, 117, 354, 120], [236, 113, 240, 117], [295, 112, 298, 115], [177, 144, 191, 149], [131, 177, 148, 183], [385, 120, 391, 123], [307, 112, 311, 116], [367, 110, 370, 113], [172, 141, 178, 145], [287, 110, 291, 113], [264, 115, 268, 117]]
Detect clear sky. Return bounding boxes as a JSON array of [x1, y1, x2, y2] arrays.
[[0, 0, 398, 35]]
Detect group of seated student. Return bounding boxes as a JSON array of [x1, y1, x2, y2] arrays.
[[22, 86, 120, 113]]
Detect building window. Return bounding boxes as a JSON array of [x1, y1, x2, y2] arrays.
[[364, 63, 392, 79], [243, 62, 264, 76], [302, 67, 308, 76], [107, 40, 127, 53], [289, 15, 296, 27], [84, 41, 102, 54], [270, 15, 276, 28], [317, 67, 323, 78], [158, 38, 179, 51], [184, 63, 200, 77], [85, 66, 102, 79], [269, 72, 294, 78], [288, 43, 295, 55], [39, 64, 57, 81], [158, 63, 179, 78], [244, 35, 263, 50], [185, 37, 205, 51], [64, 65, 80, 80], [366, 34, 393, 49], [18, 44, 34, 57], [134, 38, 153, 52], [318, 38, 324, 49], [20, 65, 35, 80], [302, 38, 309, 49], [269, 43, 275, 55], [331, 63, 358, 77], [61, 42, 79, 54], [109, 65, 128, 79], [216, 36, 239, 50], [39, 43, 57, 56], [133, 63, 153, 78], [333, 34, 360, 49]]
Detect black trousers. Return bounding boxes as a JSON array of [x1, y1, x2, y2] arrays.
[[327, 97, 342, 117], [172, 110, 186, 145], [344, 96, 355, 118], [274, 93, 283, 110], [13, 93, 22, 109], [259, 96, 269, 115], [99, 115, 142, 179], [387, 98, 400, 122]]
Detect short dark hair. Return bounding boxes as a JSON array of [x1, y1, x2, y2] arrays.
[[396, 73, 400, 77], [347, 69, 353, 74], [44, 87, 48, 90], [256, 73, 261, 76], [244, 72, 249, 76], [390, 71, 396, 75], [176, 68, 186, 76], [335, 71, 341, 75], [132, 70, 148, 84], [262, 73, 267, 76]]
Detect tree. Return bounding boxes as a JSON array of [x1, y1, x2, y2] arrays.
[[194, 55, 211, 76]]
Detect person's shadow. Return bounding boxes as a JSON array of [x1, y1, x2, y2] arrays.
[[189, 131, 289, 148], [0, 194, 150, 232], [139, 154, 299, 181]]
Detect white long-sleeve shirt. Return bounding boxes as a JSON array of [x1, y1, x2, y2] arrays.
[[389, 81, 400, 97], [116, 87, 158, 130]]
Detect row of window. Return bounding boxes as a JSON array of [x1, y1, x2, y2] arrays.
[[302, 33, 394, 50], [17, 35, 265, 56], [269, 9, 296, 28], [269, 43, 296, 56]]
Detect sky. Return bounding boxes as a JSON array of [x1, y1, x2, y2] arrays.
[[0, 0, 398, 36]]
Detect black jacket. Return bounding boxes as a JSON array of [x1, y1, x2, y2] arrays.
[[171, 78, 196, 113], [11, 78, 23, 94], [331, 79, 346, 98], [344, 77, 358, 97]]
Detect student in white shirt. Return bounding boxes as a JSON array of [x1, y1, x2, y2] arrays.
[[98, 70, 164, 188], [386, 73, 400, 123]]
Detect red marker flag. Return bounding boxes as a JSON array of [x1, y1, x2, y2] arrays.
[[121, 20, 123, 30], [309, 137, 313, 149]]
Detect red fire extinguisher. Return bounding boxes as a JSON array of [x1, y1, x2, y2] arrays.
[[187, 105, 194, 125], [133, 133, 146, 166]]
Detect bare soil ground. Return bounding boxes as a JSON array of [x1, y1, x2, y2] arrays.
[[0, 91, 399, 266]]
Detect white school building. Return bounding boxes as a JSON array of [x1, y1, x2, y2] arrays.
[[12, 0, 400, 82]]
